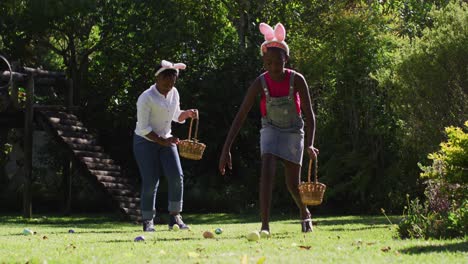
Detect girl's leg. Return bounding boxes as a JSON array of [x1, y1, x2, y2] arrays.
[[133, 135, 161, 221], [283, 159, 312, 231], [160, 145, 189, 229], [160, 144, 184, 214], [260, 153, 277, 231]]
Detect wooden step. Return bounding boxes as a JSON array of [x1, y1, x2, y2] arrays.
[[69, 143, 104, 152], [85, 162, 120, 171], [81, 157, 116, 165], [48, 117, 84, 127], [95, 175, 132, 184], [117, 201, 139, 209], [73, 150, 110, 159], [53, 123, 88, 133], [37, 109, 142, 222], [62, 137, 98, 145], [101, 182, 133, 190], [107, 188, 135, 196], [42, 111, 79, 121], [113, 195, 140, 203], [57, 130, 96, 139], [90, 169, 122, 177]]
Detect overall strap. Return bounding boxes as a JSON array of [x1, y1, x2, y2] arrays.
[[288, 70, 296, 100], [260, 73, 270, 102]]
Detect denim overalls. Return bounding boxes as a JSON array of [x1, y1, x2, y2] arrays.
[[259, 70, 305, 165]]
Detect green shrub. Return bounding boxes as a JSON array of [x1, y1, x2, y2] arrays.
[[398, 122, 468, 239]]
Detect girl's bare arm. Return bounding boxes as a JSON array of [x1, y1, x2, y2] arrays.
[[219, 77, 262, 175]]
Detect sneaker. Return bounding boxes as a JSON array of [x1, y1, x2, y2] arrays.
[[143, 219, 155, 232], [168, 214, 190, 230], [301, 218, 313, 233]]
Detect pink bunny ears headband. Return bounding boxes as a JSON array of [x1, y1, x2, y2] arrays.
[[259, 22, 289, 56], [155, 60, 186, 77]]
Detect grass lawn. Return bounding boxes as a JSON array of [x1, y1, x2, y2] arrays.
[[0, 213, 466, 263]]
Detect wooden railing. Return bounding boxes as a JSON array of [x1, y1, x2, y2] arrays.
[[0, 55, 72, 218]]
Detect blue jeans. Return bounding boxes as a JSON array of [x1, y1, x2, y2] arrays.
[[133, 135, 184, 220]]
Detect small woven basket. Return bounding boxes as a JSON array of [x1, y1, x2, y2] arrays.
[[178, 112, 206, 160], [298, 158, 326, 206]]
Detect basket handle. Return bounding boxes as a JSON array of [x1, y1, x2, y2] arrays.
[[307, 158, 318, 183], [187, 110, 199, 141]]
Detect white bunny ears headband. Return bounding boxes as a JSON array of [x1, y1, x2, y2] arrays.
[[155, 60, 186, 77], [259, 22, 289, 56]]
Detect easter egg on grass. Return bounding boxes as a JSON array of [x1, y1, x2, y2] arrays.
[[246, 231, 260, 241], [134, 235, 145, 242], [22, 229, 34, 236], [215, 228, 223, 235], [172, 224, 180, 231], [203, 231, 214, 239]]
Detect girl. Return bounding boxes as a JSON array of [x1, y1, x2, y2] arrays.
[[218, 23, 319, 233], [134, 60, 197, 232]]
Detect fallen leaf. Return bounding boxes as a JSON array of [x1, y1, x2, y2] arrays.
[[257, 256, 266, 264], [42, 236, 48, 240], [381, 246, 391, 252], [299, 245, 311, 250]]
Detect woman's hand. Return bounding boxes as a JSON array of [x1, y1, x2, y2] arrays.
[[306, 146, 319, 160], [180, 109, 198, 121], [218, 150, 232, 176], [160, 136, 179, 147]]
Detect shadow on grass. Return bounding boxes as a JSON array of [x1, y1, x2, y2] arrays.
[[0, 213, 125, 229], [0, 230, 135, 237], [0, 213, 261, 231], [182, 211, 321, 225], [182, 213, 259, 225], [400, 241, 468, 254], [0, 213, 401, 230], [314, 215, 400, 227], [326, 225, 392, 232]]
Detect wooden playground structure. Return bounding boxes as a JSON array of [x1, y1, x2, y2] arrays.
[[0, 55, 140, 221]]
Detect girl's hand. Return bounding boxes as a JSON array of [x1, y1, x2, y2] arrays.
[[178, 109, 198, 122], [306, 146, 319, 160], [219, 150, 232, 176], [186, 109, 198, 119], [161, 136, 179, 147]]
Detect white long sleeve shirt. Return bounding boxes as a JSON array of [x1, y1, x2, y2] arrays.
[[134, 84, 184, 141]]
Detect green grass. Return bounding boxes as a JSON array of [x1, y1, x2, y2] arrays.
[[0, 213, 466, 263]]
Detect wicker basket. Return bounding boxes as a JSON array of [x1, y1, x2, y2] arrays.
[[298, 159, 326, 206], [178, 113, 206, 160]]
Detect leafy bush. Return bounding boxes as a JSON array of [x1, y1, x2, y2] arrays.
[[398, 122, 468, 239]]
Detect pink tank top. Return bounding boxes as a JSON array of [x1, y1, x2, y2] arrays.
[[260, 69, 301, 117]]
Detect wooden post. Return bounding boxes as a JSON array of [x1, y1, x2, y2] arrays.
[[66, 78, 73, 111], [23, 74, 34, 218], [10, 78, 19, 109], [63, 159, 72, 215], [10, 62, 19, 109]]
